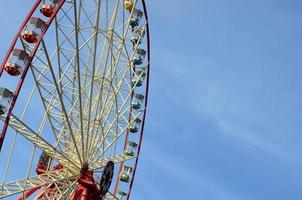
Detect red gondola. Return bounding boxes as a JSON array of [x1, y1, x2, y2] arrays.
[[4, 49, 29, 76], [40, 0, 60, 17], [22, 17, 45, 43]]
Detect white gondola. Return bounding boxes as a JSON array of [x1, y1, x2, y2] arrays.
[[124, 141, 138, 156], [130, 9, 143, 27], [132, 49, 146, 65], [132, 68, 146, 87], [117, 191, 128, 200], [0, 88, 14, 116], [130, 28, 145, 45], [120, 165, 133, 183], [128, 117, 142, 133], [131, 94, 144, 110]]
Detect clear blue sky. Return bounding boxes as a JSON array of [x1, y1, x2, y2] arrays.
[[1, 0, 302, 199]]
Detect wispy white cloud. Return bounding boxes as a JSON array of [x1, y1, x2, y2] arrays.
[[156, 45, 302, 164]]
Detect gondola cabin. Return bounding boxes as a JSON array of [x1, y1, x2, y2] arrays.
[[131, 94, 144, 110], [0, 88, 13, 116], [132, 49, 146, 65], [125, 141, 138, 156], [132, 68, 146, 87], [130, 9, 143, 27], [117, 191, 127, 200], [123, 0, 134, 11], [22, 17, 46, 43], [120, 165, 133, 183], [131, 28, 145, 45], [4, 49, 29, 76], [40, 0, 60, 17], [128, 117, 142, 133]]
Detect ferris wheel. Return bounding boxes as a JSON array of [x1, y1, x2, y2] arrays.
[[0, 0, 150, 199]]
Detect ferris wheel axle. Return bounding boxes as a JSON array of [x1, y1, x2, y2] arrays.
[[66, 161, 114, 200]]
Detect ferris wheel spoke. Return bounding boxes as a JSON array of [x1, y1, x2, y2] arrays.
[[19, 37, 80, 153], [72, 0, 86, 162], [83, 0, 103, 160], [92, 22, 147, 127], [30, 55, 74, 120], [86, 80, 126, 153], [90, 42, 147, 150], [92, 0, 121, 89], [85, 95, 128, 158], [1, 86, 38, 186], [0, 168, 76, 198], [0, 114, 80, 169], [53, 21, 84, 107], [90, 72, 134, 149], [94, 93, 141, 150], [88, 101, 126, 158], [87, 45, 134, 156], [84, 83, 106, 156], [90, 109, 142, 164], [49, 0, 106, 162], [40, 40, 84, 164], [78, 1, 95, 28], [81, 1, 121, 158], [30, 38, 89, 159], [34, 178, 76, 199], [91, 153, 135, 170], [31, 61, 84, 165], [54, 17, 64, 93], [61, 180, 78, 199], [87, 90, 117, 157], [51, 75, 95, 159], [54, 16, 81, 117], [90, 104, 137, 157]]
